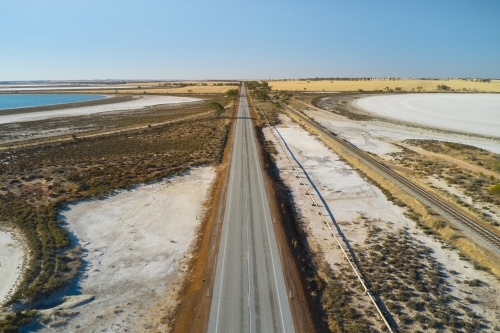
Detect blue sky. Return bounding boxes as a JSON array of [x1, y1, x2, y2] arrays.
[[1, 0, 499, 80]]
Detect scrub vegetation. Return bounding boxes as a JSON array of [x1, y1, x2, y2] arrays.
[[404, 140, 500, 174], [355, 227, 488, 332], [387, 143, 500, 227], [0, 97, 232, 329]]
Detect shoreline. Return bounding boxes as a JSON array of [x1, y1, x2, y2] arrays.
[[0, 95, 132, 116], [0, 95, 202, 125], [0, 225, 29, 308]]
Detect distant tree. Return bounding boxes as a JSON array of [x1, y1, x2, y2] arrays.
[[210, 102, 225, 118], [416, 86, 423, 92], [437, 84, 451, 91], [188, 90, 193, 94], [226, 89, 239, 106], [226, 89, 238, 99]]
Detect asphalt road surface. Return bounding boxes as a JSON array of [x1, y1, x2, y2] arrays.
[[208, 85, 295, 333]]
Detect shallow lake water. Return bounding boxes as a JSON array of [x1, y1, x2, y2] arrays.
[[0, 94, 106, 110]]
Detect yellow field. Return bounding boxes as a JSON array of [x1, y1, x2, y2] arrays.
[[72, 85, 234, 95], [268, 79, 500, 93]]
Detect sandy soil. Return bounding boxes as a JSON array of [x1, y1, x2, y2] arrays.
[[355, 94, 500, 137], [27, 167, 215, 333], [268, 79, 500, 92], [0, 228, 25, 306], [264, 114, 500, 331], [0, 95, 200, 125]]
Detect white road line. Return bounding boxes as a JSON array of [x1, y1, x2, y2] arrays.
[[245, 178, 253, 333], [214, 110, 241, 332], [248, 104, 287, 332]]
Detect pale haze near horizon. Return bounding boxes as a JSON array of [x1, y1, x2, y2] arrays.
[[1, 0, 499, 80]]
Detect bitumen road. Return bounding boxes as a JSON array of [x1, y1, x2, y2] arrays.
[[208, 85, 295, 333]]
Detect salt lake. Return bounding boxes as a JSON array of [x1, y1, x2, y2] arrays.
[[355, 93, 500, 137], [0, 94, 106, 110]]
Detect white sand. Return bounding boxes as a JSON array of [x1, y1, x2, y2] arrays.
[[0, 229, 24, 306], [0, 95, 200, 125], [265, 115, 500, 329], [355, 93, 500, 137], [32, 167, 215, 332], [304, 108, 500, 154]]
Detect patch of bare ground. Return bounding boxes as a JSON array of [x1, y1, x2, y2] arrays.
[[0, 225, 28, 307], [262, 112, 500, 332]]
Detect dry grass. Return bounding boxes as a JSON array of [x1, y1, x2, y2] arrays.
[[66, 82, 239, 95], [404, 140, 500, 174], [268, 79, 500, 93], [79, 86, 231, 95]]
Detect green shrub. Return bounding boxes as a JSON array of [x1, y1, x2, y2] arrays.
[[491, 184, 500, 195]]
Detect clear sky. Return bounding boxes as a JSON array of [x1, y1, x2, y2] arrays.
[[1, 0, 499, 80]]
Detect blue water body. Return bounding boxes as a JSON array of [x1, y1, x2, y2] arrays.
[[0, 94, 106, 110]]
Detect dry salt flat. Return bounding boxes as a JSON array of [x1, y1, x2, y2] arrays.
[[303, 107, 500, 154], [27, 167, 215, 333], [0, 229, 25, 306], [0, 95, 200, 125], [355, 93, 500, 138], [264, 114, 500, 330]]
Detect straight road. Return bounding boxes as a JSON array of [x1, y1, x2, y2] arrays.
[[208, 85, 295, 333]]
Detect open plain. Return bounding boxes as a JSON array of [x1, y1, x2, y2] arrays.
[[268, 79, 500, 93]]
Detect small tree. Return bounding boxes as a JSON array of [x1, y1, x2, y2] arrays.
[[210, 102, 225, 118], [226, 89, 238, 104], [437, 84, 451, 91], [491, 184, 500, 195]]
